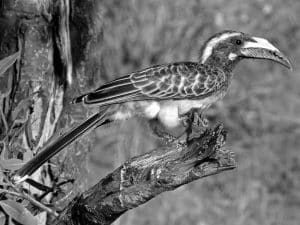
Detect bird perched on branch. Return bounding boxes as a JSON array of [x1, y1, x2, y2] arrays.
[[12, 30, 292, 184]]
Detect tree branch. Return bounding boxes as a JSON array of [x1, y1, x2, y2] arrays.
[[56, 125, 236, 225]]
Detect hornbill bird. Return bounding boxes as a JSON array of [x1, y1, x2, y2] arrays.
[[12, 30, 292, 184]]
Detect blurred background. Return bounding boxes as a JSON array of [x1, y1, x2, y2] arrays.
[[86, 0, 300, 224]]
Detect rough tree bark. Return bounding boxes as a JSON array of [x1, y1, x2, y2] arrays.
[[56, 125, 235, 225], [0, 0, 104, 204]]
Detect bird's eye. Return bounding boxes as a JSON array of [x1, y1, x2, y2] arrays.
[[235, 39, 242, 45]]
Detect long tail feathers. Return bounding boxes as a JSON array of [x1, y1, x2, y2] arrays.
[[12, 112, 107, 184]]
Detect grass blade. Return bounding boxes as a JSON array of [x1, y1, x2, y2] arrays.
[[0, 51, 20, 77]]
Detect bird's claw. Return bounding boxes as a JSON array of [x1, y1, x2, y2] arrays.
[[193, 113, 209, 127], [180, 109, 210, 142], [181, 109, 209, 128]]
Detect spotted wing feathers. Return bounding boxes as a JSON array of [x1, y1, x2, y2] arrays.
[[72, 62, 227, 106], [133, 63, 226, 99]]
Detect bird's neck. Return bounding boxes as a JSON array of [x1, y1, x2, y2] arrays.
[[201, 55, 238, 73]]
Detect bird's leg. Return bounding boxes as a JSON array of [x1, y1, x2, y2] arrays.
[[180, 108, 209, 142], [193, 110, 209, 127]]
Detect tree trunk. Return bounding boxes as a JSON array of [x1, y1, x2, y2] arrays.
[[0, 0, 104, 205]]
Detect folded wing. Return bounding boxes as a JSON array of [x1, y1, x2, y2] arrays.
[[72, 62, 226, 106]]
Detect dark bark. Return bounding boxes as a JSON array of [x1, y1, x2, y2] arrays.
[[56, 125, 236, 225], [0, 0, 104, 206]]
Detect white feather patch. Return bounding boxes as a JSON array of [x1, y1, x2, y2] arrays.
[[158, 104, 180, 128], [143, 101, 161, 118], [228, 53, 237, 60]]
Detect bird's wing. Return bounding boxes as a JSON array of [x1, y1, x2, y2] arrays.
[[73, 62, 227, 106]]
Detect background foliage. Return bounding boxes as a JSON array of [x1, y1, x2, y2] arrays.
[[86, 0, 300, 225]]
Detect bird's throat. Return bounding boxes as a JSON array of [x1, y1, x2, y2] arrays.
[[202, 55, 239, 73]]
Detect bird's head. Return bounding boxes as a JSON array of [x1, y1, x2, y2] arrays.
[[200, 30, 292, 71]]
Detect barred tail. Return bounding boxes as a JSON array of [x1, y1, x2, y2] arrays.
[[12, 112, 107, 184]]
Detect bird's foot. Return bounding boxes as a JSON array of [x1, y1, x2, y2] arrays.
[[193, 112, 209, 128], [180, 109, 209, 142], [181, 109, 209, 128]]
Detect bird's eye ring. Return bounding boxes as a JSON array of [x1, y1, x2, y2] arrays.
[[235, 39, 242, 45]]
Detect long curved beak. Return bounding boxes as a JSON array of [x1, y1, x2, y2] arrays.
[[241, 37, 292, 70]]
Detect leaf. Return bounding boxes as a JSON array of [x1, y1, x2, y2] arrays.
[[11, 97, 32, 122], [0, 212, 5, 225], [23, 150, 33, 163], [0, 159, 24, 171], [0, 170, 4, 180], [34, 212, 47, 225], [0, 200, 37, 225], [0, 170, 6, 186], [0, 51, 20, 77]]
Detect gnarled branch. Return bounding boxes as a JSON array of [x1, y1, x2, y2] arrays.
[[56, 125, 236, 225]]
